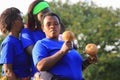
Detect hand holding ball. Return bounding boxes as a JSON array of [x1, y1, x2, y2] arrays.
[[85, 43, 98, 58], [62, 31, 75, 41]]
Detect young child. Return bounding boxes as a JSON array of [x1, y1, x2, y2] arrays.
[[0, 7, 30, 80]]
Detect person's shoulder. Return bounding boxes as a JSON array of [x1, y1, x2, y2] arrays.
[[21, 28, 33, 36], [21, 28, 31, 33], [1, 36, 14, 46], [3, 35, 11, 42], [37, 38, 46, 43], [36, 38, 50, 45]]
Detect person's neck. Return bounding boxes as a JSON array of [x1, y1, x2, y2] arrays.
[[47, 36, 59, 41], [9, 32, 19, 38]]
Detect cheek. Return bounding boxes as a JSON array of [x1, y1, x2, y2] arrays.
[[42, 27, 48, 33], [37, 17, 41, 22], [56, 26, 61, 33], [37, 14, 42, 21], [42, 27, 45, 32]]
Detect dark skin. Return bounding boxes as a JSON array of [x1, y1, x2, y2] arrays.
[[4, 64, 17, 80], [37, 15, 72, 71], [37, 15, 98, 71]]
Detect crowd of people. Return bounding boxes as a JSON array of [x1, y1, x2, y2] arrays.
[[0, 0, 98, 80]]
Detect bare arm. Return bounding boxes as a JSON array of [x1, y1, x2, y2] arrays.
[[3, 64, 17, 80], [25, 45, 34, 56], [37, 41, 72, 71], [82, 55, 98, 71]]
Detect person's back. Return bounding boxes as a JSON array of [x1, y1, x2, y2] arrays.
[[21, 28, 45, 49], [20, 27, 46, 78]]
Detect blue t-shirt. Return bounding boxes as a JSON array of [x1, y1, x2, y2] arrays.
[[32, 38, 83, 80], [0, 35, 30, 78], [20, 28, 46, 76], [20, 28, 46, 48]]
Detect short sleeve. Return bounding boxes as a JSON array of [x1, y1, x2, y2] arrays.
[[20, 28, 34, 48], [32, 41, 48, 66], [0, 42, 14, 64]]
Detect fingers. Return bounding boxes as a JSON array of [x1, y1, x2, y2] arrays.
[[88, 55, 98, 64], [60, 41, 73, 54], [65, 41, 73, 49]]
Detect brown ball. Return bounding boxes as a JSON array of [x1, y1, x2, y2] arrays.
[[85, 43, 98, 57], [62, 31, 75, 41]]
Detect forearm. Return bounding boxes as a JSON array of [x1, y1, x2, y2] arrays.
[[82, 57, 91, 71], [37, 50, 66, 71], [25, 45, 34, 56], [6, 71, 17, 80], [3, 64, 17, 80], [82, 56, 98, 71]]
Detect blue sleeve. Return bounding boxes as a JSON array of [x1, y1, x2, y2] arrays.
[[20, 28, 34, 48], [0, 42, 14, 64], [32, 41, 48, 66]]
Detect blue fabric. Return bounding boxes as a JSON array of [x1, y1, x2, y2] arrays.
[[0, 35, 30, 78], [20, 28, 46, 77], [32, 38, 83, 80], [20, 28, 46, 48]]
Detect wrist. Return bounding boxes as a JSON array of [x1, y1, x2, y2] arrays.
[[59, 50, 66, 55]]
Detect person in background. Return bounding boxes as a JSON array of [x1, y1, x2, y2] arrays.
[[32, 12, 98, 80], [20, 0, 65, 79], [0, 7, 30, 80], [20, 0, 50, 78]]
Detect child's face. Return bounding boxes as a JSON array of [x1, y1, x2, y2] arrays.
[[42, 15, 61, 40], [12, 14, 24, 33]]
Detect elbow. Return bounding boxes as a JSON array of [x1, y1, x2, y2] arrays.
[[36, 61, 49, 71], [37, 64, 45, 71]]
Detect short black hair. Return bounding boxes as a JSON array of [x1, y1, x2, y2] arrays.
[[41, 12, 61, 25]]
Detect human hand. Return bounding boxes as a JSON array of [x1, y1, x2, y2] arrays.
[[82, 55, 98, 71], [34, 72, 42, 80], [60, 41, 73, 53], [87, 55, 98, 64], [61, 31, 75, 54]]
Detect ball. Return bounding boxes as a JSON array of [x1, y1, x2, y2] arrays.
[[62, 31, 75, 41], [85, 43, 98, 57]]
